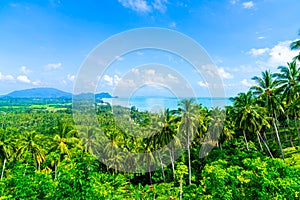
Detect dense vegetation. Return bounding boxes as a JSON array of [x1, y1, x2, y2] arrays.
[[0, 38, 300, 199]]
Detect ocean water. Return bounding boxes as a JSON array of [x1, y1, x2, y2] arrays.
[[103, 97, 233, 112]]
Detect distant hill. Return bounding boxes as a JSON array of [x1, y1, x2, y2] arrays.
[[4, 88, 72, 99], [95, 92, 112, 99], [2, 88, 113, 99]]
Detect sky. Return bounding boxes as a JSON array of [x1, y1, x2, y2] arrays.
[[0, 0, 299, 97]]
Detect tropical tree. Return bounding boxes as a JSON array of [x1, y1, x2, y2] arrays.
[[290, 30, 300, 61], [275, 61, 300, 146], [0, 129, 14, 180], [16, 131, 46, 171], [155, 109, 180, 180], [251, 70, 285, 159], [178, 99, 199, 185], [194, 105, 209, 147], [49, 120, 80, 179]]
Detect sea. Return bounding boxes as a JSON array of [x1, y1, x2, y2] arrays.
[[103, 97, 233, 112]]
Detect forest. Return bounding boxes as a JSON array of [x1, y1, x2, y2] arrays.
[[0, 39, 300, 199]]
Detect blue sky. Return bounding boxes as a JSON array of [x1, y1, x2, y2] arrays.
[[0, 0, 299, 97]]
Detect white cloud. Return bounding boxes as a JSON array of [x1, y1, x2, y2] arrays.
[[146, 69, 155, 75], [17, 75, 31, 83], [197, 81, 209, 87], [258, 36, 265, 40], [0, 72, 14, 81], [249, 40, 298, 67], [268, 41, 297, 67], [45, 62, 62, 70], [67, 74, 75, 81], [118, 0, 151, 13], [248, 48, 269, 56], [132, 68, 139, 74], [32, 80, 41, 86], [241, 79, 253, 87], [218, 67, 234, 79], [103, 74, 113, 86], [167, 74, 177, 81], [230, 0, 239, 5], [115, 55, 124, 61], [152, 0, 168, 13], [102, 74, 121, 86], [20, 66, 32, 74], [118, 0, 168, 13], [169, 22, 176, 28], [242, 1, 254, 9], [113, 75, 121, 85]]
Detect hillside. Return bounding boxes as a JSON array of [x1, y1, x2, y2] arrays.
[[2, 88, 113, 99], [4, 88, 71, 99]]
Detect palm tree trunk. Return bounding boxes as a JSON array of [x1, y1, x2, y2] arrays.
[[286, 115, 294, 147], [256, 132, 263, 151], [1, 158, 6, 180], [148, 164, 152, 186], [272, 117, 284, 160], [263, 131, 267, 141], [158, 151, 165, 182], [169, 149, 175, 180], [180, 176, 183, 200], [258, 132, 274, 158], [283, 123, 288, 143], [243, 130, 249, 150], [295, 116, 300, 146], [187, 128, 191, 185]]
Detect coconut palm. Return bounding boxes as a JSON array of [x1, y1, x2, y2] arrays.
[[251, 70, 285, 159], [290, 30, 300, 61], [232, 92, 273, 155], [276, 61, 300, 104], [49, 121, 80, 179], [146, 109, 180, 180], [194, 106, 209, 147], [16, 131, 46, 171], [286, 98, 300, 146], [0, 129, 14, 180], [275, 61, 300, 146], [178, 98, 199, 185]]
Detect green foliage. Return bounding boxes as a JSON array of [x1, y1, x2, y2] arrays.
[[1, 52, 300, 199], [1, 164, 54, 199], [199, 150, 300, 199]]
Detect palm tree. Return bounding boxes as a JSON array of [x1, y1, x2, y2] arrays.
[[251, 70, 285, 159], [16, 131, 46, 171], [232, 92, 273, 156], [145, 109, 180, 181], [231, 92, 253, 150], [178, 99, 199, 185], [208, 107, 234, 150], [290, 30, 300, 61], [275, 61, 300, 146], [286, 98, 300, 146], [194, 106, 209, 147], [276, 61, 300, 104], [0, 129, 14, 180], [49, 121, 80, 179]]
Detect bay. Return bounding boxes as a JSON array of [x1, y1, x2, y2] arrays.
[[103, 97, 233, 112]]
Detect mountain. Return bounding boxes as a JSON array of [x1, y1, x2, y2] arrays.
[[2, 88, 113, 99], [95, 92, 112, 99], [4, 88, 72, 99]]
